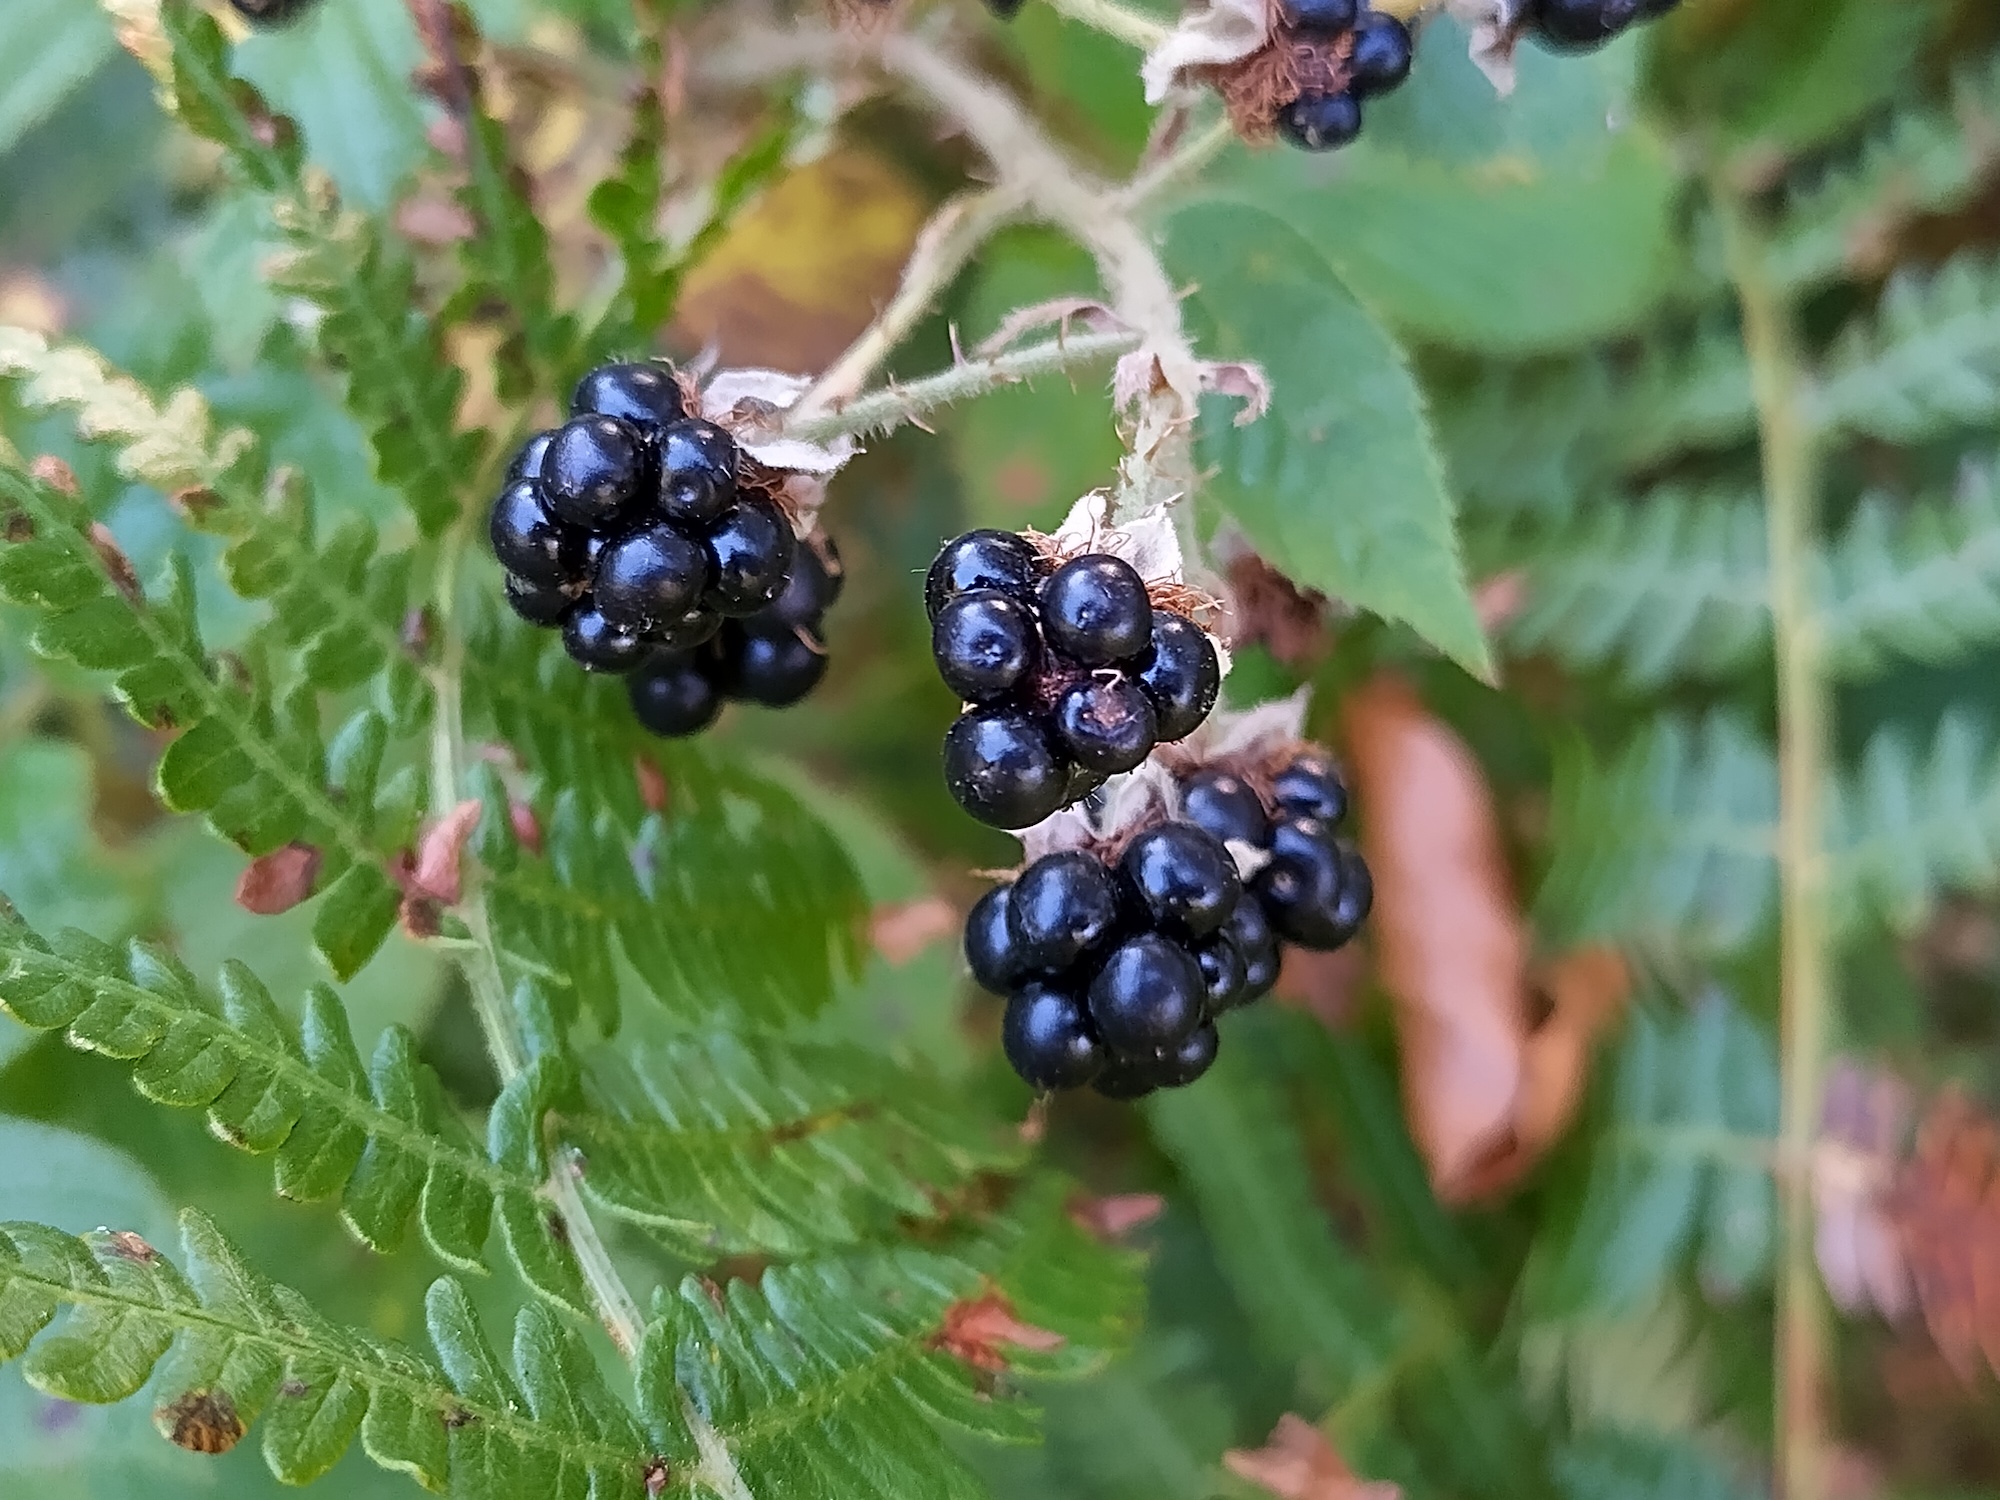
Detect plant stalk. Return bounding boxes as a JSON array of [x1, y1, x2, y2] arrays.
[[1719, 186, 1832, 1500]]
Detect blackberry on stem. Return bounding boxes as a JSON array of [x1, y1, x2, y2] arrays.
[[571, 361, 687, 430], [943, 708, 1068, 830], [540, 415, 648, 529], [1008, 852, 1121, 972], [926, 530, 1045, 620], [1003, 985, 1104, 1091], [1040, 555, 1153, 666]]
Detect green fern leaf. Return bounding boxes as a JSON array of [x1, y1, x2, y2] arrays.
[[1814, 251, 2000, 442], [1768, 49, 2000, 297], [0, 326, 431, 730], [569, 1033, 1027, 1260], [467, 620, 867, 1026], [0, 457, 410, 974], [0, 1212, 642, 1494], [1504, 487, 1769, 687], [1555, 1426, 1762, 1500], [0, 898, 590, 1313], [1538, 715, 1778, 957], [1598, 322, 1757, 476], [146, 0, 484, 536], [1831, 709, 2000, 932], [1524, 996, 1777, 1319]]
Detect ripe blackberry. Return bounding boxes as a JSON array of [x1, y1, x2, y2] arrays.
[[1279, 0, 1358, 30], [933, 590, 1040, 703], [652, 607, 723, 651], [943, 708, 1068, 830], [1008, 851, 1120, 972], [1222, 896, 1282, 1000], [657, 419, 739, 529], [1135, 613, 1221, 742], [1349, 13, 1414, 97], [1279, 91, 1363, 152], [1192, 931, 1249, 1012], [926, 530, 1045, 620], [1092, 1060, 1158, 1101], [716, 622, 827, 707], [628, 653, 722, 738], [1272, 750, 1349, 824], [594, 525, 709, 631], [1325, 845, 1374, 946], [985, 0, 1026, 16], [1527, 0, 1644, 49], [1118, 823, 1242, 939], [571, 361, 686, 431], [965, 885, 1030, 995], [705, 500, 796, 616], [229, 0, 322, 23], [540, 415, 649, 530], [503, 573, 574, 627], [1182, 769, 1269, 848], [1040, 555, 1153, 666], [507, 431, 555, 485], [1002, 984, 1104, 1091], [770, 538, 842, 625], [1151, 1023, 1220, 1088], [1052, 677, 1158, 775], [562, 606, 647, 674], [1255, 816, 1369, 949], [1087, 933, 1205, 1054], [488, 480, 581, 588]]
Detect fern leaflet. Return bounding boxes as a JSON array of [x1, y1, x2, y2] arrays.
[[1814, 251, 2000, 442]]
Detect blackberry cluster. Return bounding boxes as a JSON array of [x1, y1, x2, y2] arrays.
[[1275, 0, 1415, 153], [626, 537, 841, 738], [490, 360, 817, 725], [1526, 0, 1678, 51], [970, 822, 1271, 1100], [1178, 750, 1372, 953], [927, 530, 1222, 831]]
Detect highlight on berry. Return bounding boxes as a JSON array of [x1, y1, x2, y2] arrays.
[[488, 358, 837, 737], [927, 529, 1223, 830]]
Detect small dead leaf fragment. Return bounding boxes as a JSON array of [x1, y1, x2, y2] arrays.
[[1224, 1414, 1401, 1500], [509, 800, 543, 855], [1474, 571, 1527, 633], [410, 799, 482, 906], [1067, 1193, 1165, 1240], [636, 756, 669, 814], [235, 843, 323, 916], [870, 897, 959, 965], [1223, 554, 1329, 667], [88, 523, 141, 603], [396, 192, 477, 245], [1890, 1088, 2000, 1381], [103, 1230, 159, 1263], [156, 1389, 246, 1455], [30, 455, 78, 496], [1814, 1058, 1912, 1322], [645, 1459, 671, 1497], [1344, 675, 1527, 1202], [930, 1292, 1065, 1372]]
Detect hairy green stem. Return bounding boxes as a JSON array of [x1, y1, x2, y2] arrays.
[[1044, 0, 1172, 50], [1719, 185, 1832, 1500]]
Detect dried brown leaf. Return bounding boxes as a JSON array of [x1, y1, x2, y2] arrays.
[[1815, 1059, 1913, 1322], [234, 843, 322, 916], [29, 455, 78, 496], [869, 897, 959, 965], [930, 1291, 1066, 1372], [1224, 1414, 1401, 1500], [408, 799, 483, 906], [88, 522, 141, 603], [155, 1389, 245, 1455], [1889, 1088, 2000, 1381], [1067, 1192, 1166, 1240]]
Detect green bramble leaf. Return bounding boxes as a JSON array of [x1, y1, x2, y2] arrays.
[[1167, 200, 1492, 679]]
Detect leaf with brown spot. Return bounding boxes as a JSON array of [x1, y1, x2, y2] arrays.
[[869, 897, 959, 965], [235, 843, 323, 916], [929, 1291, 1065, 1372], [29, 454, 79, 496], [635, 756, 668, 814], [102, 1230, 160, 1263], [1067, 1193, 1165, 1240], [405, 799, 482, 906], [155, 1388, 246, 1454], [1224, 1414, 1402, 1500], [88, 522, 141, 603]]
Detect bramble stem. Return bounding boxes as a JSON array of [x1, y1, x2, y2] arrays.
[[1718, 182, 1832, 1500], [1044, 0, 1172, 50], [786, 328, 1141, 443]]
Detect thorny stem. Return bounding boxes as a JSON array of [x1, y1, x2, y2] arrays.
[[425, 526, 646, 1363], [786, 328, 1142, 443], [1718, 183, 1832, 1500], [797, 186, 1028, 415], [1044, 0, 1172, 50]]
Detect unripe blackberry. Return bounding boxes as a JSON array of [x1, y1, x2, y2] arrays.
[[926, 530, 1045, 620], [1088, 933, 1205, 1054], [1135, 612, 1221, 742], [1008, 851, 1120, 973], [705, 500, 796, 616], [1118, 823, 1242, 939], [571, 361, 687, 431], [933, 590, 1040, 703], [541, 415, 649, 530], [1040, 555, 1153, 666], [1003, 984, 1104, 1091], [1052, 677, 1158, 775], [1279, 91, 1363, 152], [943, 708, 1067, 829], [628, 653, 722, 738]]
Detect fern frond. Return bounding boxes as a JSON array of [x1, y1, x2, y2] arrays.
[[1525, 997, 1777, 1318], [571, 1034, 1025, 1259], [466, 621, 867, 1027], [1555, 1426, 1762, 1500], [1504, 487, 1770, 688], [1821, 461, 2000, 677], [1769, 49, 2000, 298], [1538, 715, 1778, 958], [1814, 251, 2000, 442], [642, 1175, 1143, 1500], [0, 457, 411, 975], [0, 899, 591, 1312], [140, 0, 483, 536], [0, 326, 430, 730], [0, 1212, 642, 1493], [1832, 709, 2000, 932], [1598, 321, 1757, 476]]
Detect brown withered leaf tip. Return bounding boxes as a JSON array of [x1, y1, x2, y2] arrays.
[[1225, 554, 1329, 667], [88, 522, 141, 603], [1067, 1193, 1166, 1240], [102, 1230, 159, 1264], [1889, 1087, 2000, 1382], [636, 756, 669, 815], [929, 1292, 1065, 1373], [157, 1389, 246, 1455], [508, 799, 543, 856], [235, 842, 323, 917], [645, 1459, 671, 1497], [869, 897, 960, 966], [1225, 1414, 1401, 1500]]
